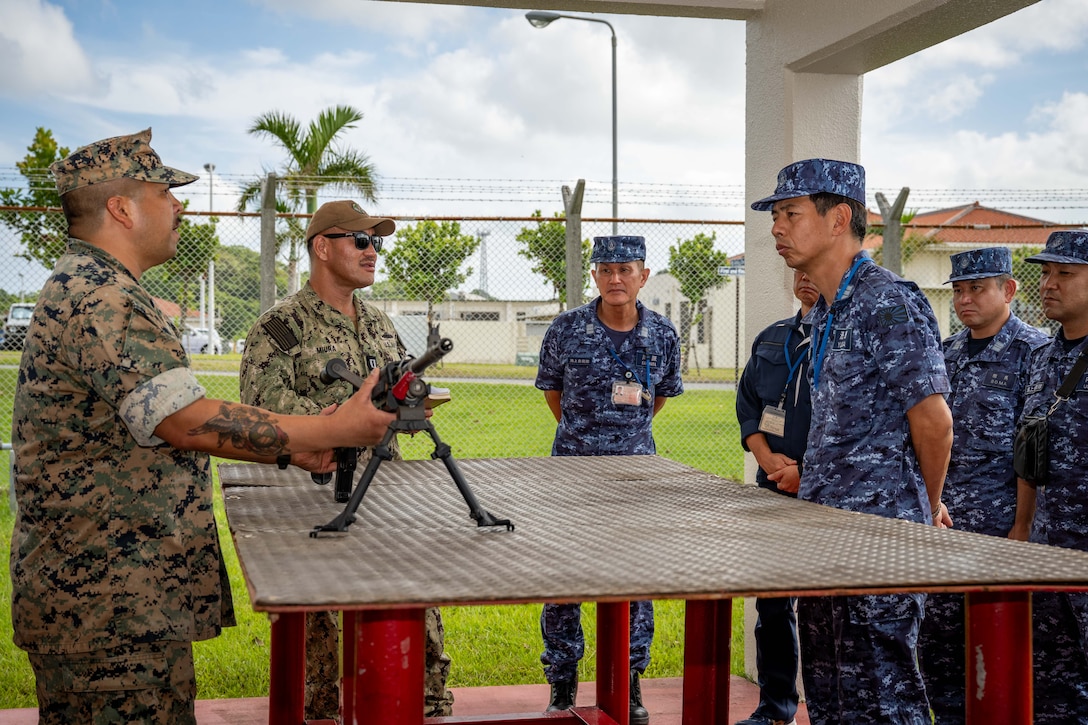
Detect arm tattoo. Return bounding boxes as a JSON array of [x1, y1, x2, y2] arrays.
[[189, 402, 289, 456]]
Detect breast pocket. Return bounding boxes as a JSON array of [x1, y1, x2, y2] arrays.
[[753, 342, 788, 402]]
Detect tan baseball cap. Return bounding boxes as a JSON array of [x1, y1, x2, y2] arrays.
[[305, 200, 396, 241], [50, 128, 198, 196]]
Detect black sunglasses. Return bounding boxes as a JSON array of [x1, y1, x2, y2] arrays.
[[322, 231, 384, 252]]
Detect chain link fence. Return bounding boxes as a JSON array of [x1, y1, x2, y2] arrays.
[[0, 201, 1069, 493]]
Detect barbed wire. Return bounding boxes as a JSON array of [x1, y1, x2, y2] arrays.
[[6, 167, 1088, 212]]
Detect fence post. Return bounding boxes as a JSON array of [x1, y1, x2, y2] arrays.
[[260, 173, 278, 314], [876, 187, 910, 277], [3, 441, 14, 513], [562, 179, 586, 310]]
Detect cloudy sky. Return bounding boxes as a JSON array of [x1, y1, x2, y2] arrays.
[[1, 0, 1088, 293]]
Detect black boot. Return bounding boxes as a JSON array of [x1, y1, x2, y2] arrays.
[[630, 669, 650, 725], [546, 675, 577, 711]]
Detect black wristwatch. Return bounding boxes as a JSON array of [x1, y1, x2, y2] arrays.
[[276, 454, 291, 470]]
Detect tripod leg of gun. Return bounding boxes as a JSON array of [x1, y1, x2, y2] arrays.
[[311, 427, 397, 537], [427, 423, 514, 531]]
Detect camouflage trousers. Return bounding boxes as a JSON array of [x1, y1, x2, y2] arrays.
[[28, 640, 196, 725], [918, 592, 966, 725], [540, 600, 654, 684], [798, 593, 929, 725], [304, 607, 454, 720], [1032, 591, 1088, 724]]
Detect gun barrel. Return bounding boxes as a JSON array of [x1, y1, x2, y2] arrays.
[[408, 337, 454, 375]]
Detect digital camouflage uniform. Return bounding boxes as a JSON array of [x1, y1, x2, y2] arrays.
[[240, 282, 454, 718], [735, 311, 812, 725], [535, 293, 683, 684], [918, 248, 1049, 724], [1019, 230, 1088, 723], [10, 239, 235, 725], [1022, 333, 1088, 723], [798, 253, 950, 725]]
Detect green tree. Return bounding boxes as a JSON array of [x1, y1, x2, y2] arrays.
[[382, 220, 480, 327], [141, 212, 220, 328], [515, 210, 590, 310], [667, 232, 730, 374], [0, 127, 70, 271], [236, 105, 379, 293]]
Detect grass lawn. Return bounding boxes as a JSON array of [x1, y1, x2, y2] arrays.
[[0, 365, 748, 708]]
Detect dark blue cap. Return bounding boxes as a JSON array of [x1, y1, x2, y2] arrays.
[[945, 247, 1012, 284], [751, 158, 866, 211], [1025, 231, 1088, 265], [590, 235, 646, 263]]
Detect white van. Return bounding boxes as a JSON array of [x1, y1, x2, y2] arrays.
[[3, 303, 35, 350], [180, 327, 223, 355]]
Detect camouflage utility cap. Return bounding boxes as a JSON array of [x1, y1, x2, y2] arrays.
[[945, 246, 1013, 284], [50, 128, 198, 195], [751, 158, 866, 211], [591, 235, 646, 264], [1025, 231, 1088, 265], [305, 200, 396, 241]]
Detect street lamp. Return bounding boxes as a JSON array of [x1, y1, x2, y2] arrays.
[[526, 10, 618, 234], [203, 163, 215, 213]]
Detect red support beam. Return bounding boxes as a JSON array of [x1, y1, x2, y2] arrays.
[[966, 591, 1032, 724], [269, 612, 306, 725], [682, 599, 731, 725], [596, 601, 630, 725], [353, 608, 426, 724]]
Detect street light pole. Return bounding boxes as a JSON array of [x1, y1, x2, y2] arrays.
[[203, 163, 215, 213], [526, 11, 618, 234]]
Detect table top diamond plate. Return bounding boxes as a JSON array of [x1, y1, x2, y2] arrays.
[[220, 456, 1088, 611]]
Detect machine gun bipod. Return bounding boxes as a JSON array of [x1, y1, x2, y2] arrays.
[[310, 338, 514, 537]]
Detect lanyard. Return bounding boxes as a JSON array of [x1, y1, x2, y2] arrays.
[[609, 346, 652, 394], [812, 257, 871, 389], [779, 325, 810, 406]]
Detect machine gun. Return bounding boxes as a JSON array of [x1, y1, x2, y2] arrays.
[[310, 338, 514, 536]]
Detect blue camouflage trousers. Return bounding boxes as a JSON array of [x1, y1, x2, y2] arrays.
[[540, 600, 654, 683], [918, 592, 967, 724], [1033, 591, 1088, 724], [798, 593, 929, 725]]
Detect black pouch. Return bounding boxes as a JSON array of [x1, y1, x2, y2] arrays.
[[1013, 416, 1048, 485]]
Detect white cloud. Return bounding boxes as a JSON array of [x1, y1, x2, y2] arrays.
[[0, 0, 96, 97]]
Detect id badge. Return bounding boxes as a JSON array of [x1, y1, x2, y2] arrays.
[[612, 380, 643, 406], [758, 405, 787, 437]]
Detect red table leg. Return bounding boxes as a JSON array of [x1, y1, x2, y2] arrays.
[[352, 607, 426, 724], [269, 611, 306, 725], [682, 599, 731, 725], [965, 591, 1032, 725], [597, 601, 630, 725], [342, 611, 357, 724]]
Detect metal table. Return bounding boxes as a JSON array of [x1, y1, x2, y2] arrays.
[[221, 455, 1088, 725]]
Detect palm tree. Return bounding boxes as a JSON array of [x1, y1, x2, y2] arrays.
[[237, 104, 379, 293]]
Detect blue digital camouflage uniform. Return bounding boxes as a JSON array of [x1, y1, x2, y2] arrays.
[[735, 311, 811, 724], [797, 252, 951, 725], [535, 294, 683, 683], [918, 248, 1048, 724], [1017, 230, 1088, 723], [240, 281, 455, 719], [10, 239, 235, 724], [1022, 333, 1088, 723]]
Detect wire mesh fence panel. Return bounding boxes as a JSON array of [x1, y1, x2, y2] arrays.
[[0, 203, 1075, 487]]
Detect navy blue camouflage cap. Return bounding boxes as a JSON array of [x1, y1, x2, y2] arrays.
[[50, 128, 198, 196], [751, 158, 866, 211], [590, 235, 646, 263], [945, 247, 1013, 284], [1025, 230, 1088, 265]]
